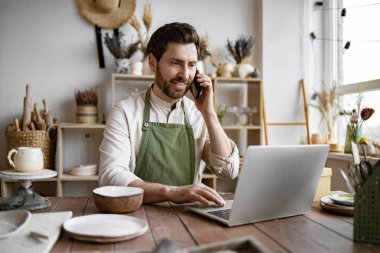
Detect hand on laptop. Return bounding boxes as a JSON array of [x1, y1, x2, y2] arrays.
[[167, 183, 225, 206]]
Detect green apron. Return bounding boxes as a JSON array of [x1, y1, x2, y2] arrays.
[[134, 88, 195, 186]]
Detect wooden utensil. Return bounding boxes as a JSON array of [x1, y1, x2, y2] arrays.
[[21, 84, 32, 131], [13, 118, 20, 132], [42, 98, 53, 127], [33, 103, 47, 130], [29, 122, 36, 131]]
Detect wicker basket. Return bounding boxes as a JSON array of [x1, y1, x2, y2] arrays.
[[5, 125, 57, 170], [354, 162, 380, 244]]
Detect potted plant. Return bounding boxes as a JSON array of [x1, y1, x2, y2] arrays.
[[104, 31, 140, 74], [226, 35, 255, 77], [197, 33, 212, 73], [75, 88, 98, 124], [309, 81, 341, 148], [129, 3, 153, 74]]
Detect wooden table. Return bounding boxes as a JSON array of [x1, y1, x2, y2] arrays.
[[3, 196, 380, 253]]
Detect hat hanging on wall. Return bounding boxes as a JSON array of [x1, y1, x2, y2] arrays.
[[76, 0, 136, 29], [76, 0, 136, 69]]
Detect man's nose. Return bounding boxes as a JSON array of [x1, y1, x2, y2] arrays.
[[178, 66, 191, 80]]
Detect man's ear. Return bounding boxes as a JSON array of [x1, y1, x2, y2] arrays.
[[148, 54, 157, 72]]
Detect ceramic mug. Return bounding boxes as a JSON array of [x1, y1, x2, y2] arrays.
[[7, 147, 44, 172]]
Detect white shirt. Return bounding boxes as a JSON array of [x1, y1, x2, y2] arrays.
[[99, 88, 240, 187]]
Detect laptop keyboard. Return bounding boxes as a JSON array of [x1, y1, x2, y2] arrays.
[[206, 200, 233, 220], [207, 209, 231, 220]]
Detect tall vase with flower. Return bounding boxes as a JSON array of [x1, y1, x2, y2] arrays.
[[129, 3, 153, 75], [309, 81, 341, 146], [341, 107, 375, 154], [196, 33, 212, 74]]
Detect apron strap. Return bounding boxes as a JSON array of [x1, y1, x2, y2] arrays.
[[143, 86, 192, 129]]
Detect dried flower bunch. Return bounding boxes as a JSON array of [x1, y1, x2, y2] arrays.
[[75, 89, 98, 107], [340, 105, 375, 134], [198, 33, 211, 61], [129, 3, 153, 58], [310, 81, 341, 141], [104, 31, 140, 59], [226, 35, 255, 64]]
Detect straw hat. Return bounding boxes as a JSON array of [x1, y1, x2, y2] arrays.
[[76, 0, 136, 29]]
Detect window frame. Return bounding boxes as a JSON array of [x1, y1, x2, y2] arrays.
[[325, 0, 380, 143]]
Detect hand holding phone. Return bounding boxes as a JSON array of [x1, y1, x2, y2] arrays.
[[191, 70, 202, 99]]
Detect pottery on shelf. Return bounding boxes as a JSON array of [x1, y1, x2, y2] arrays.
[[129, 61, 143, 75], [115, 59, 129, 74]]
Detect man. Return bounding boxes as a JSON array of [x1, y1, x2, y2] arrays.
[[99, 22, 240, 206]]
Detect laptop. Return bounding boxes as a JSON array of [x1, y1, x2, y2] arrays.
[[187, 144, 329, 226]]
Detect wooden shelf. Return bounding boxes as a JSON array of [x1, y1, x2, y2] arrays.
[[59, 123, 106, 129], [55, 123, 104, 196], [60, 174, 98, 181], [223, 125, 261, 130]]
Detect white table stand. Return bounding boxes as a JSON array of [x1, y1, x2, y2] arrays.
[[0, 169, 57, 211]]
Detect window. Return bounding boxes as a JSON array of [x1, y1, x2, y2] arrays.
[[335, 0, 380, 144]]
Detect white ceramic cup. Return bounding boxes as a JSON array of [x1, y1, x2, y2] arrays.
[[7, 147, 44, 172]]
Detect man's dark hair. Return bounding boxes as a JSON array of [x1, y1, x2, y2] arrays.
[[147, 22, 200, 62]]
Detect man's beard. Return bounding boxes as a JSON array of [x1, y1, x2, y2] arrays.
[[155, 66, 191, 99]]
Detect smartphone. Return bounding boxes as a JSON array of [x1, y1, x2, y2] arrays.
[[191, 70, 202, 99]]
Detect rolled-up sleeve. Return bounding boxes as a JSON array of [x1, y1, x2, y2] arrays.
[[98, 105, 140, 187], [203, 139, 240, 180]]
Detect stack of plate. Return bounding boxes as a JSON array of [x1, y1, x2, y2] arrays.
[[320, 192, 354, 216], [70, 164, 98, 176]]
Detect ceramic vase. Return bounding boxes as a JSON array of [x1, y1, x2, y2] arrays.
[[130, 61, 143, 75], [115, 59, 129, 74], [344, 125, 362, 154]]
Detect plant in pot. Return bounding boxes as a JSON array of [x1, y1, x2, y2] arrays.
[[75, 88, 98, 124], [309, 81, 341, 150], [129, 3, 153, 74], [104, 31, 140, 74], [226, 35, 255, 78], [197, 32, 212, 74], [340, 95, 375, 154]]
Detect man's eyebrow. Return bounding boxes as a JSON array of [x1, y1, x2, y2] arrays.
[[168, 58, 197, 64]]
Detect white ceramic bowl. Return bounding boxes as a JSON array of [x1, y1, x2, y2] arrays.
[[0, 210, 31, 239], [93, 186, 144, 213]]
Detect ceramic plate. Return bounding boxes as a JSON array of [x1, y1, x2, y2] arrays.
[[69, 170, 97, 176], [329, 193, 355, 207], [0, 169, 57, 180], [0, 210, 31, 239], [63, 214, 148, 243], [320, 196, 354, 216]]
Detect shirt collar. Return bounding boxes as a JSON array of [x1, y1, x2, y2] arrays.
[[150, 86, 182, 110]]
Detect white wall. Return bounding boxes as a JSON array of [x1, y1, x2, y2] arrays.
[[262, 0, 324, 144], [0, 0, 260, 195]]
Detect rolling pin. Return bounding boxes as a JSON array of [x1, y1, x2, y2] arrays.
[[42, 98, 53, 127], [33, 103, 47, 130], [21, 84, 32, 131], [13, 118, 20, 132]]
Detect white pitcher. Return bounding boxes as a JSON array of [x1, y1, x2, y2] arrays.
[[7, 147, 44, 172]]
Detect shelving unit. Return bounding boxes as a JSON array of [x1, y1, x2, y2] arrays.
[[56, 123, 105, 196]]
